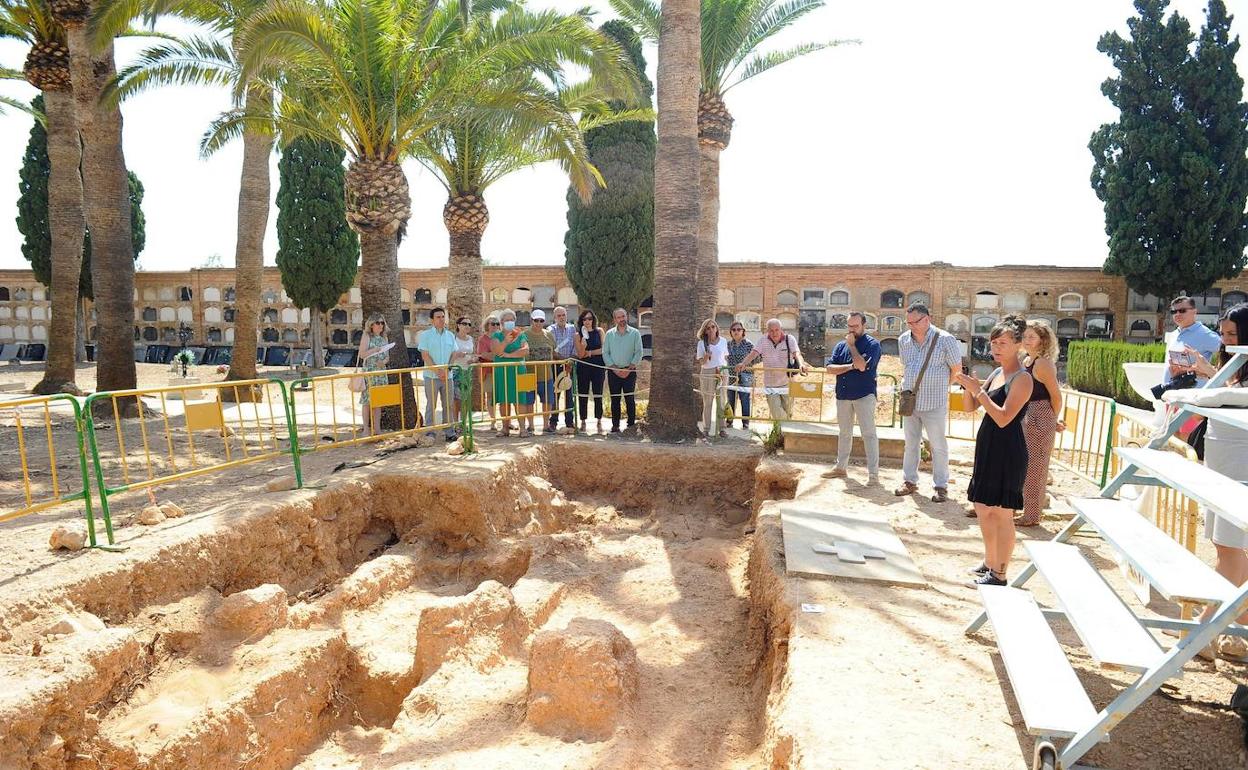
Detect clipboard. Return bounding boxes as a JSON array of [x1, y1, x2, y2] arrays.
[[362, 342, 395, 361]]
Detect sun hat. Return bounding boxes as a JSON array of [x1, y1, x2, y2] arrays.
[[531, 309, 546, 321], [554, 371, 572, 392]]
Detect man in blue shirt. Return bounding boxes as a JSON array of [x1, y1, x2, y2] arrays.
[[822, 311, 881, 484], [1164, 295, 1222, 386]]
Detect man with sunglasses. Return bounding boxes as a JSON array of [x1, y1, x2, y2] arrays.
[[1164, 295, 1221, 387]]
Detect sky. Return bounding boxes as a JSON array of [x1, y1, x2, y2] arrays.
[[1, 0, 1247, 273]]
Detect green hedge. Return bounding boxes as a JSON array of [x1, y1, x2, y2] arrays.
[[1066, 340, 1166, 408]]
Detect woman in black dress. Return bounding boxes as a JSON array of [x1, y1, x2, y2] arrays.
[[953, 315, 1033, 587]]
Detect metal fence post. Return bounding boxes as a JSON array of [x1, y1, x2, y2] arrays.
[[80, 393, 117, 546]]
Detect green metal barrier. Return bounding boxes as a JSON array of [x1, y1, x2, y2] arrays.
[[82, 378, 299, 537], [0, 393, 100, 544]]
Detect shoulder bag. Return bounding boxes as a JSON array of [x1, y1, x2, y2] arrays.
[[899, 332, 940, 417], [784, 335, 799, 378], [348, 366, 366, 393]]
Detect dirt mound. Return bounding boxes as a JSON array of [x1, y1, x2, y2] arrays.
[[526, 617, 639, 741], [413, 580, 528, 683], [212, 584, 288, 640]]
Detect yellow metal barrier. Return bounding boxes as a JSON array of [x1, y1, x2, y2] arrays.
[[473, 359, 577, 432], [946, 387, 982, 440], [732, 366, 898, 427], [289, 364, 459, 451], [1051, 388, 1117, 487], [83, 378, 298, 535], [0, 394, 98, 541]]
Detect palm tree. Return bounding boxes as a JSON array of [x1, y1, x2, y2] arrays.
[[610, 0, 849, 320], [1, 0, 84, 394], [48, 0, 137, 396], [415, 0, 642, 327], [94, 0, 272, 393], [645, 0, 702, 439]]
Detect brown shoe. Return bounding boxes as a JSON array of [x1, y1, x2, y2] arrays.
[[894, 482, 918, 496], [931, 487, 948, 503], [822, 467, 848, 479]]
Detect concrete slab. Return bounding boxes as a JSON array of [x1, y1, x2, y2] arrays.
[[780, 421, 905, 457], [779, 504, 927, 588]]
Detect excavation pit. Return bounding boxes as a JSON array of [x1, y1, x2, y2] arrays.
[[0, 441, 800, 770]]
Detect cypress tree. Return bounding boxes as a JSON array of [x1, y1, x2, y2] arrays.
[[564, 20, 656, 321], [1090, 0, 1248, 301], [17, 94, 145, 302], [275, 136, 359, 366]]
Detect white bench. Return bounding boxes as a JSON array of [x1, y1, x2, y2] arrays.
[[1115, 446, 1248, 531], [1025, 540, 1164, 673], [977, 585, 1098, 738]]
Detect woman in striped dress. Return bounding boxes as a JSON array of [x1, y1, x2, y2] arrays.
[[1017, 320, 1064, 526]]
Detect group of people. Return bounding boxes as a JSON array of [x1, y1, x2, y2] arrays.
[[354, 305, 644, 439]]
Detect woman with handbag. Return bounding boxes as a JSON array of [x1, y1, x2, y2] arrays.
[[1188, 303, 1248, 659], [355, 314, 390, 436]]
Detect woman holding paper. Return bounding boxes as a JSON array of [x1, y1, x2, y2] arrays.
[[1188, 302, 1248, 659], [357, 315, 391, 436]]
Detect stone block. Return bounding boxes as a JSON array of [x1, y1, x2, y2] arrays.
[[527, 618, 638, 741]]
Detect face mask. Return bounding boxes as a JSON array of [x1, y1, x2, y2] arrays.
[[503, 320, 516, 331]]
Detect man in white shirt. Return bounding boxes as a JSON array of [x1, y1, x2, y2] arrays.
[[896, 302, 962, 502]]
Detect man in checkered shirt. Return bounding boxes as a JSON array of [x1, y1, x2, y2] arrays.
[[895, 302, 963, 502]]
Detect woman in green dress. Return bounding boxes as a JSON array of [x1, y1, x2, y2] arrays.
[[490, 308, 530, 437], [356, 314, 390, 436]]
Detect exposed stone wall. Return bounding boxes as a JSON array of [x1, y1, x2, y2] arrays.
[[0, 262, 1243, 355]]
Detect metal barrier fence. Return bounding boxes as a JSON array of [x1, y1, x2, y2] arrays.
[[722, 366, 899, 428], [288, 363, 464, 451], [0, 394, 98, 542], [82, 378, 297, 540], [947, 387, 1116, 488], [471, 359, 579, 433]]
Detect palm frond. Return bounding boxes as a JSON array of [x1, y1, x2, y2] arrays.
[[0, 91, 42, 123], [606, 0, 659, 42], [723, 40, 853, 92], [104, 34, 238, 105]]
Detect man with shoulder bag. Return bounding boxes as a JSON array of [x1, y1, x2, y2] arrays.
[[896, 303, 962, 502]]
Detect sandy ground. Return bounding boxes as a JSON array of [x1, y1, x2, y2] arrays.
[[1, 359, 1244, 770]]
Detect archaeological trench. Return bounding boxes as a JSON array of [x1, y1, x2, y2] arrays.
[[0, 443, 814, 769]]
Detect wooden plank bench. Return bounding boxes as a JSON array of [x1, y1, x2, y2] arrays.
[[1026, 541, 1164, 673], [978, 585, 1099, 739], [1073, 497, 1235, 605]]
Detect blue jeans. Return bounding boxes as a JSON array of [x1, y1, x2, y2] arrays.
[[536, 377, 555, 423]]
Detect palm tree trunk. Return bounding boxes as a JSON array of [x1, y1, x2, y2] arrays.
[[645, 0, 702, 440], [63, 27, 136, 397], [445, 193, 488, 326], [695, 142, 721, 325], [224, 88, 273, 391], [359, 230, 416, 430], [33, 88, 84, 395]]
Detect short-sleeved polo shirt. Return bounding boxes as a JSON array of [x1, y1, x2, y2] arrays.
[[826, 334, 881, 400]]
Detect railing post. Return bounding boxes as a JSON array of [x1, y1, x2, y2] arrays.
[[1099, 400, 1117, 488], [80, 393, 116, 546], [272, 379, 304, 488]]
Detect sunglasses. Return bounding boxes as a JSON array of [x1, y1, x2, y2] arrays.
[[458, 321, 472, 327], [488, 321, 500, 326], [1171, 307, 1193, 315]]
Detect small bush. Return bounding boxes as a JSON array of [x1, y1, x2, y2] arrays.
[[1066, 340, 1166, 408]]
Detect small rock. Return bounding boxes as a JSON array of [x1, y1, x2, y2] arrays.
[[527, 617, 639, 741], [264, 476, 297, 493], [46, 611, 105, 636], [137, 505, 166, 526], [446, 438, 465, 456], [212, 584, 288, 639], [159, 502, 186, 519], [416, 435, 436, 448], [48, 523, 87, 551]]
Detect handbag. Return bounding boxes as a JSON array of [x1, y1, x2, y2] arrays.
[[348, 367, 366, 393], [784, 334, 799, 378], [899, 331, 940, 417]]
